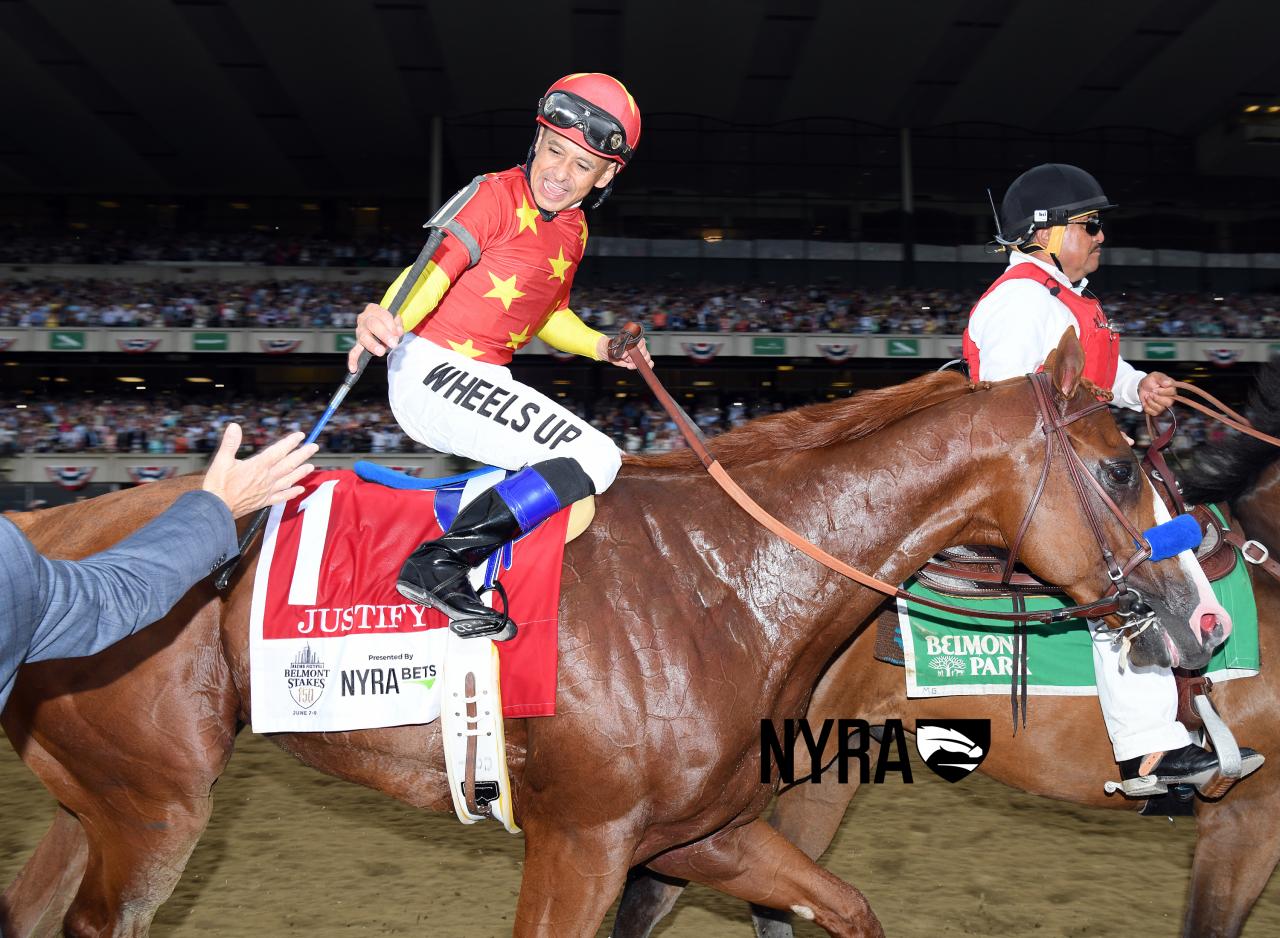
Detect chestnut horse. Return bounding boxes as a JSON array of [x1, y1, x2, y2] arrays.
[[613, 361, 1280, 938], [0, 335, 1224, 938]]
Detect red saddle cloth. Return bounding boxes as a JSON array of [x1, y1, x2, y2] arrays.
[[257, 470, 568, 718]]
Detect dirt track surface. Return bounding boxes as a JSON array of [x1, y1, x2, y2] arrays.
[[4, 730, 1280, 937]]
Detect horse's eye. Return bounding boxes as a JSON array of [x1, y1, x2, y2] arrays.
[[1105, 462, 1133, 486]]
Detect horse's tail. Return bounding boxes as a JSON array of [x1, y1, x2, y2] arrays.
[[1180, 355, 1280, 506]]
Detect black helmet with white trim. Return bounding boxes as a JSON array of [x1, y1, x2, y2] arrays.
[[995, 164, 1117, 247]]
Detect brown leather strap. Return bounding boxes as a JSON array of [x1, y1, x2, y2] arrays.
[[1175, 671, 1212, 733], [1142, 411, 1188, 517], [1222, 526, 1280, 582], [463, 671, 483, 817], [1171, 381, 1280, 448]]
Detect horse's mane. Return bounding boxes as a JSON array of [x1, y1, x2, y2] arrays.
[[1180, 357, 1280, 505], [631, 370, 975, 470]]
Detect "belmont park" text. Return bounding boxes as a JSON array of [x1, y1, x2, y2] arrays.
[[924, 634, 1020, 657]]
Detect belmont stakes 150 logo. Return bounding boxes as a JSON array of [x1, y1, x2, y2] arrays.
[[285, 644, 329, 709], [760, 717, 992, 785]]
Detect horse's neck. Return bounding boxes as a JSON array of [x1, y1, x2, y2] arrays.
[[712, 429, 990, 696]]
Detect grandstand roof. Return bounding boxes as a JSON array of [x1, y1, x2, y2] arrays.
[[1, 0, 1277, 196]]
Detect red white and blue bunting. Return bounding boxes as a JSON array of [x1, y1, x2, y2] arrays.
[[817, 343, 858, 363], [126, 465, 178, 484], [44, 466, 97, 490], [682, 341, 723, 363]]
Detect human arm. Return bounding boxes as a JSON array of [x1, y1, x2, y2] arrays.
[[12, 423, 315, 666], [534, 306, 653, 369], [347, 259, 456, 373], [1111, 357, 1145, 411], [347, 178, 502, 372], [19, 490, 238, 664]]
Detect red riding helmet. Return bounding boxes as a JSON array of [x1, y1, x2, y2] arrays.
[[536, 73, 641, 168]]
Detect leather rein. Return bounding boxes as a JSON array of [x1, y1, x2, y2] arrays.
[[1143, 398, 1280, 584], [610, 326, 1154, 626]]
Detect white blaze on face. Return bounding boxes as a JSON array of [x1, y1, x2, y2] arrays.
[[1147, 479, 1231, 644]]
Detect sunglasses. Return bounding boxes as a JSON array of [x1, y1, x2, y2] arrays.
[[1068, 217, 1104, 237], [539, 91, 633, 161]]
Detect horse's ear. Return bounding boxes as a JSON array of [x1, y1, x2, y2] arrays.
[[1044, 327, 1085, 400]]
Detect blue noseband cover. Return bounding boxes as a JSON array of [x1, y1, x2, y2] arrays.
[[1143, 513, 1202, 562]]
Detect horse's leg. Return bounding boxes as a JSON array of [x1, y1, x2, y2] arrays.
[[1183, 781, 1280, 938], [739, 771, 869, 938], [611, 869, 688, 938], [0, 805, 88, 938], [648, 817, 884, 938], [62, 791, 217, 938], [513, 820, 634, 938], [609, 758, 871, 938], [2, 600, 240, 938]]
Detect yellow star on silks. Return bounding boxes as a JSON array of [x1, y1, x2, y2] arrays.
[[506, 325, 531, 350], [482, 271, 526, 310], [447, 338, 484, 359], [578, 217, 589, 251], [515, 196, 539, 236], [547, 247, 573, 282]]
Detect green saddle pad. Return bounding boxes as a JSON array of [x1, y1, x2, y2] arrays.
[[900, 515, 1260, 698]]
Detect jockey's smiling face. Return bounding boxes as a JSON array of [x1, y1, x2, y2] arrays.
[[528, 127, 618, 213]]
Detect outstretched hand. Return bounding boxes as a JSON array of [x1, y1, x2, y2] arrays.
[[202, 423, 318, 519]]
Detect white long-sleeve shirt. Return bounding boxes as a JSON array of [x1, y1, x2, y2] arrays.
[[967, 252, 1145, 411]]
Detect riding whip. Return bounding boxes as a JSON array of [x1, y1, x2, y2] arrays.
[[212, 224, 450, 590]]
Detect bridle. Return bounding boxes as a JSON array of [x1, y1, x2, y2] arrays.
[[611, 324, 1161, 628]]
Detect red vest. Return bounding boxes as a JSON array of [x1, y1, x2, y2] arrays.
[[962, 262, 1120, 389]]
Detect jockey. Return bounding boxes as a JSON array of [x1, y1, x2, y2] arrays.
[[964, 163, 1262, 797], [348, 73, 650, 642]]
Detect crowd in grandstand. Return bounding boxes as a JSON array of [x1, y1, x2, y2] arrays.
[[0, 231, 422, 267], [2, 278, 1278, 338], [0, 391, 1226, 461]]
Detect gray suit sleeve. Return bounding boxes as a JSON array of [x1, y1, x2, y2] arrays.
[[21, 489, 238, 663]]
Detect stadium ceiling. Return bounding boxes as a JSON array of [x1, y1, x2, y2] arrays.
[[2, 0, 1278, 196]]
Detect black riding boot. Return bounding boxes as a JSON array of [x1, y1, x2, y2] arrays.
[[397, 488, 521, 640], [1118, 743, 1263, 797], [396, 458, 596, 642]]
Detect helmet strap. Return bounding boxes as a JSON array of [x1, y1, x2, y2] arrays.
[[590, 180, 614, 210], [1019, 233, 1067, 276], [1045, 225, 1067, 256], [522, 134, 558, 222]]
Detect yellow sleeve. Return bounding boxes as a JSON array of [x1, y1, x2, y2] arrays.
[[536, 307, 605, 360], [379, 261, 453, 332]]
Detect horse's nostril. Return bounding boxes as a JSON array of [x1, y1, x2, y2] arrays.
[[1200, 613, 1218, 634]]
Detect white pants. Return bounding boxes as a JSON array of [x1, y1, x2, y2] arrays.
[[387, 334, 622, 493], [1089, 620, 1190, 761]]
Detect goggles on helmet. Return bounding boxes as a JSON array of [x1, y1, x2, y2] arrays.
[[538, 90, 634, 162]]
